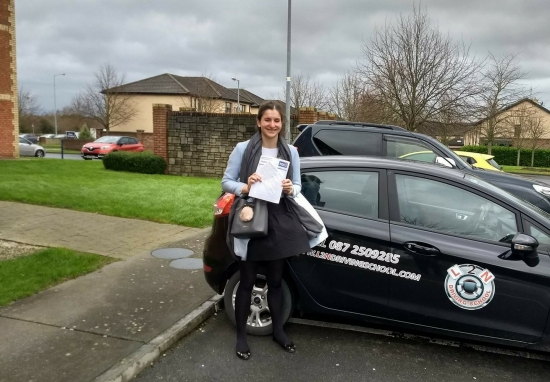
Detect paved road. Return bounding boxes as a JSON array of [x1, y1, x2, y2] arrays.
[[46, 153, 85, 160], [136, 312, 550, 382]]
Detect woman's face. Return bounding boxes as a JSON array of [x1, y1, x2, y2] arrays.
[[258, 109, 282, 140]]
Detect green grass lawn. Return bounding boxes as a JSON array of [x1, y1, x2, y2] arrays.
[[0, 248, 116, 306], [502, 166, 550, 175], [0, 159, 222, 227]]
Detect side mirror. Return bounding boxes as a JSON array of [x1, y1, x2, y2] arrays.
[[467, 157, 475, 165], [435, 156, 453, 168], [511, 233, 539, 266]]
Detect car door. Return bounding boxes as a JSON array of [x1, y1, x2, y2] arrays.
[[118, 137, 131, 151], [288, 168, 391, 317], [386, 171, 550, 343], [18, 137, 33, 156]]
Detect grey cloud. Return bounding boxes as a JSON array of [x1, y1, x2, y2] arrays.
[[14, 0, 550, 111]]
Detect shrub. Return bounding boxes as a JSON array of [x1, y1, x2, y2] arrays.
[[459, 145, 550, 167], [102, 151, 166, 174], [79, 124, 93, 140]]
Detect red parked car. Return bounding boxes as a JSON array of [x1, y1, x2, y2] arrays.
[[81, 136, 144, 160]]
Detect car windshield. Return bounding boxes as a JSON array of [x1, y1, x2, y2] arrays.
[[465, 174, 550, 222], [95, 136, 120, 143]]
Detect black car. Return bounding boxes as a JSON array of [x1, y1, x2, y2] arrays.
[[293, 121, 550, 213], [203, 156, 550, 351]]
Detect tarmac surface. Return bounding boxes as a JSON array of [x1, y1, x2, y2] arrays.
[[0, 201, 216, 382], [136, 311, 550, 382]]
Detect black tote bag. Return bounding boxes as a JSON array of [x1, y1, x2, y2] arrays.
[[230, 197, 268, 239]]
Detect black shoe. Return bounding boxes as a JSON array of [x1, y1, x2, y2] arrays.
[[236, 350, 251, 360], [272, 337, 296, 353]]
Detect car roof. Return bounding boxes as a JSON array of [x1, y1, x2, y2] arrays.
[[301, 155, 465, 179], [312, 120, 407, 131]]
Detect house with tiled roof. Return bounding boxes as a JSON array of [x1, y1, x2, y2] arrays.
[[465, 98, 550, 147], [103, 74, 264, 133]]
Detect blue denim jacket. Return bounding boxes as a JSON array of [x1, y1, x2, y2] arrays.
[[222, 140, 302, 197]]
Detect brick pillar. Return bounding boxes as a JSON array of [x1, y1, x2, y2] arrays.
[[317, 111, 327, 121], [298, 107, 317, 125], [153, 104, 172, 167], [0, 0, 18, 159], [326, 113, 336, 121]]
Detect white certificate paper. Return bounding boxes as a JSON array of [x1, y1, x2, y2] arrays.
[[249, 155, 290, 204]]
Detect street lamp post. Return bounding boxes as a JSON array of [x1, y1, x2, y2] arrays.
[[231, 77, 240, 113], [53, 73, 65, 135], [285, 0, 292, 142]]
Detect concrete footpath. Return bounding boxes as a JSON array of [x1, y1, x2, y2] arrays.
[[0, 201, 221, 382]]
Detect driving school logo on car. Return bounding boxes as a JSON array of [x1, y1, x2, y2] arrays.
[[445, 264, 495, 310]]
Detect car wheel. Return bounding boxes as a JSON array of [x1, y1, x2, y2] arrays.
[[83, 157, 92, 161], [35, 150, 45, 158], [224, 271, 293, 336]]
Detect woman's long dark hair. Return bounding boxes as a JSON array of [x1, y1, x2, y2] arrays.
[[256, 101, 286, 135]]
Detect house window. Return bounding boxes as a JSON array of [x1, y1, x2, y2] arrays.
[[226, 102, 231, 113]]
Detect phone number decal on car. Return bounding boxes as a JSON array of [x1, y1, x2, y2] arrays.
[[316, 239, 401, 264], [307, 250, 421, 282]]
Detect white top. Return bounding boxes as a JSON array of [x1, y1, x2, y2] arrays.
[[262, 147, 278, 158]]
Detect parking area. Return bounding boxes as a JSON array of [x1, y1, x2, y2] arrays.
[[136, 311, 550, 382]]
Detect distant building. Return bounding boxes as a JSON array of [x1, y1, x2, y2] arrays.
[[104, 74, 264, 133]]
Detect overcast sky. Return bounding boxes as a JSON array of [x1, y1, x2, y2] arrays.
[[15, 0, 550, 113]]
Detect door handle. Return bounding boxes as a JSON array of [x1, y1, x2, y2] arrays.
[[404, 242, 440, 256]]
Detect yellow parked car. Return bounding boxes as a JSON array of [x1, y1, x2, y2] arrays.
[[454, 151, 503, 172]]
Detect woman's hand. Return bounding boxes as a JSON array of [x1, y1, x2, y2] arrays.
[[241, 173, 262, 194], [282, 179, 293, 195]]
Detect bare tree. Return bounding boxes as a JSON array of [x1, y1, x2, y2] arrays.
[[523, 103, 548, 167], [329, 70, 366, 120], [71, 63, 138, 134], [18, 86, 41, 132], [358, 5, 483, 132], [477, 53, 528, 154], [281, 72, 329, 111]]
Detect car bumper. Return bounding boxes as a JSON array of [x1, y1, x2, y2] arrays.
[[81, 149, 110, 159], [203, 216, 236, 294]]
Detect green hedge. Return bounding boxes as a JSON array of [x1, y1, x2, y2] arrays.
[[102, 151, 166, 174], [460, 145, 550, 167]]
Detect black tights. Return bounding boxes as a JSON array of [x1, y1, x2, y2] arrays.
[[234, 258, 290, 353]]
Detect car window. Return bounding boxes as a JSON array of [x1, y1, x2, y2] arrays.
[[119, 137, 130, 144], [386, 137, 439, 164], [524, 221, 550, 252], [395, 174, 517, 242], [301, 170, 379, 219], [130, 138, 139, 144], [19, 137, 29, 144], [459, 155, 476, 164], [312, 130, 382, 156]]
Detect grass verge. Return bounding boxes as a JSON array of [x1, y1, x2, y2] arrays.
[[0, 248, 116, 306], [502, 166, 550, 175], [0, 159, 221, 227]]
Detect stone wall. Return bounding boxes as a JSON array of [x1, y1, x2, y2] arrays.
[[0, 0, 18, 158], [151, 104, 336, 177]]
